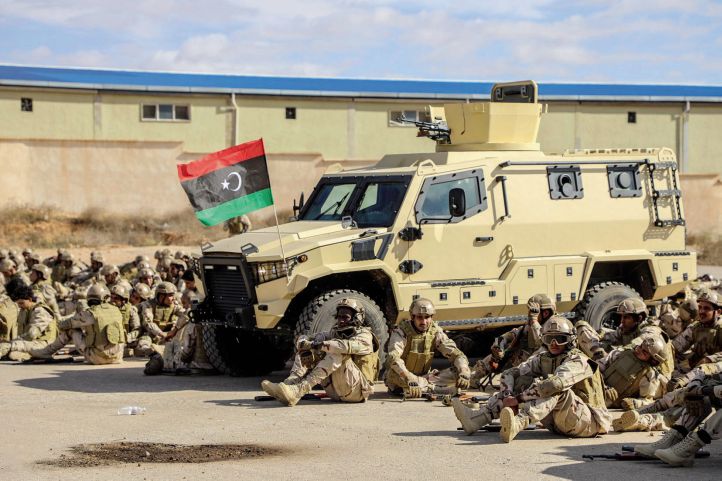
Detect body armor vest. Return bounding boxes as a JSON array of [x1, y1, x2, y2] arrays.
[[690, 321, 722, 365], [85, 303, 124, 348], [603, 348, 647, 398], [119, 303, 132, 330], [152, 303, 176, 331], [0, 297, 19, 341], [399, 319, 439, 375], [351, 328, 380, 383], [18, 302, 57, 342], [539, 348, 606, 409]]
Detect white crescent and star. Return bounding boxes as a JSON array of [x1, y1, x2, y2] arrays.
[[221, 172, 243, 192]]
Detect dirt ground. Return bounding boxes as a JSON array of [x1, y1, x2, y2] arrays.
[[1, 360, 720, 481]]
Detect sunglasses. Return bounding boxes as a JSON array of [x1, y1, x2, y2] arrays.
[[542, 334, 570, 346]]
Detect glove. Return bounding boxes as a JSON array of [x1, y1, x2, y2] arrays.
[[527, 301, 541, 315], [406, 382, 423, 398], [619, 398, 636, 411], [296, 338, 313, 351], [456, 371, 471, 390], [56, 318, 72, 331], [311, 340, 326, 350], [491, 346, 504, 362]]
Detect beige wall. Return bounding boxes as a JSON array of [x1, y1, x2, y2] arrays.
[[679, 174, 722, 235]]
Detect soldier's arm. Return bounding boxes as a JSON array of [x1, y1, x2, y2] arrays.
[[639, 368, 667, 401], [434, 329, 469, 372], [596, 348, 620, 372], [385, 327, 412, 378], [322, 329, 373, 355], [126, 306, 142, 343], [500, 354, 538, 392], [22, 306, 56, 340], [526, 353, 591, 399], [141, 308, 164, 338], [672, 325, 693, 354]]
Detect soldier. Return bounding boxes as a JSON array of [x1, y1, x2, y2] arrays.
[[24, 251, 41, 272], [136, 267, 158, 291], [57, 252, 82, 285], [601, 297, 658, 349], [670, 288, 722, 381], [168, 259, 186, 292], [181, 269, 201, 298], [31, 284, 125, 364], [29, 264, 61, 318], [121, 255, 149, 280], [0, 284, 57, 361], [130, 282, 152, 308], [0, 292, 19, 342], [385, 298, 470, 397], [470, 294, 556, 388], [73, 251, 105, 285], [100, 264, 133, 292], [260, 298, 378, 405], [135, 281, 184, 356], [0, 259, 31, 288], [631, 361, 722, 462], [109, 284, 141, 356], [452, 316, 611, 442], [598, 334, 669, 408]]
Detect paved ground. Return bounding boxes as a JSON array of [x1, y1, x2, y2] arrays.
[[1, 360, 720, 480]]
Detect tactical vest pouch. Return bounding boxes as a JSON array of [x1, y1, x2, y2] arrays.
[[353, 332, 381, 382], [572, 359, 607, 409], [105, 323, 123, 345], [400, 320, 437, 375]]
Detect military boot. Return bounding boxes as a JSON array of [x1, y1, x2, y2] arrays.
[[7, 351, 32, 361], [261, 380, 284, 400], [655, 432, 705, 467], [614, 411, 667, 432], [452, 398, 492, 435], [0, 342, 11, 358], [276, 380, 311, 407], [282, 373, 303, 385], [500, 406, 529, 443], [634, 426, 685, 457]]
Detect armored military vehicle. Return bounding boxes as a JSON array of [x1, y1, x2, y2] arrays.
[[193, 80, 695, 375]]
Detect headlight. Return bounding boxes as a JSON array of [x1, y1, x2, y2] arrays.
[[250, 257, 298, 284]]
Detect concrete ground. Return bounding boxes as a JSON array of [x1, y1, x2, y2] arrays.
[[1, 360, 720, 480]]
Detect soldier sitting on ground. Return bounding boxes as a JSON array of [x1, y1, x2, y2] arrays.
[[135, 281, 184, 357], [0, 291, 19, 342], [598, 333, 670, 409], [261, 298, 379, 406], [100, 264, 133, 293], [109, 284, 141, 356], [668, 289, 722, 384], [385, 298, 471, 398], [0, 259, 31, 289], [31, 284, 125, 365], [470, 294, 555, 388], [29, 264, 61, 318], [630, 360, 722, 465], [452, 316, 611, 442], [0, 282, 57, 361]]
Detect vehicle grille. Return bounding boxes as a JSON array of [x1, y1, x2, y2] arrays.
[[202, 263, 253, 316]]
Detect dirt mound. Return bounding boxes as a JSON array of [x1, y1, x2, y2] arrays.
[[41, 442, 283, 467]]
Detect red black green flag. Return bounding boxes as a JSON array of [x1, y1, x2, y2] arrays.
[[177, 139, 274, 226]]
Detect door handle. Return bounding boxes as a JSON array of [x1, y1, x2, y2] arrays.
[[475, 236, 494, 242]]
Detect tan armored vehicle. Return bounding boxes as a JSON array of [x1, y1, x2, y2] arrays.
[[193, 81, 695, 375]]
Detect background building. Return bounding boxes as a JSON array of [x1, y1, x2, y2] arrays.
[[1, 65, 720, 234]]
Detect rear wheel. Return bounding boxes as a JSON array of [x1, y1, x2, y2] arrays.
[[575, 282, 640, 331], [295, 289, 389, 365], [201, 325, 292, 376]]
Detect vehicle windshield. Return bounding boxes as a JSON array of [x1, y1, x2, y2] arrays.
[[300, 176, 410, 227]]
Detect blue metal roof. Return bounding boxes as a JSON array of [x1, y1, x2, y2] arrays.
[[1, 64, 722, 102]]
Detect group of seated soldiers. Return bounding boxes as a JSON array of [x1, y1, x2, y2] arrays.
[[261, 282, 722, 468], [0, 247, 210, 374]]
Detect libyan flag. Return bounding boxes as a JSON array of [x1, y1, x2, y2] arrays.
[[177, 139, 274, 226]]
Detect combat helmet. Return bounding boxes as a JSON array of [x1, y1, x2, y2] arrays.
[[110, 284, 130, 300], [101, 264, 120, 277], [541, 316, 576, 349], [87, 283, 111, 303], [697, 288, 720, 308], [132, 283, 152, 301], [155, 281, 177, 295], [31, 263, 52, 280], [637, 335, 668, 365], [410, 297, 436, 316], [335, 298, 365, 334]]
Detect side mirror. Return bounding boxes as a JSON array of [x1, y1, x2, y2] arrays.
[[449, 188, 466, 217], [292, 192, 306, 219]]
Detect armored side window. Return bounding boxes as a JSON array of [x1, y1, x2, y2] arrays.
[[607, 163, 642, 198], [415, 170, 487, 224], [547, 165, 583, 200]]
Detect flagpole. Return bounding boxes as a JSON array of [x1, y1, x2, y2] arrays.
[[271, 201, 290, 282]]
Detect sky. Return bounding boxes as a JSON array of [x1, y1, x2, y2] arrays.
[[1, 0, 722, 84]]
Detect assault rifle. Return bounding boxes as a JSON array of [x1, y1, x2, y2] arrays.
[[583, 445, 710, 461], [478, 325, 524, 390], [400, 116, 451, 143]]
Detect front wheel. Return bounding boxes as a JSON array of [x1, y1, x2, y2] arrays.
[[575, 282, 641, 331], [295, 289, 389, 366]]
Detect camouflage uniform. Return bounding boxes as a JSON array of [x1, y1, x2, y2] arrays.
[[33, 301, 125, 364], [0, 295, 19, 342], [574, 320, 606, 360], [135, 283, 184, 356], [598, 341, 668, 408], [659, 299, 698, 339], [0, 299, 57, 360], [453, 316, 611, 441], [671, 319, 722, 372], [385, 319, 469, 395]]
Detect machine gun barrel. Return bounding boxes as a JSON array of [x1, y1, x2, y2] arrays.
[[400, 116, 451, 143]]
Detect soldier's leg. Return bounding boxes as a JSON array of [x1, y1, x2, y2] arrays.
[[328, 357, 373, 403], [655, 409, 722, 467], [524, 390, 608, 438], [425, 367, 461, 395], [452, 391, 504, 435], [7, 338, 51, 360], [29, 330, 74, 359], [265, 352, 341, 407], [84, 346, 124, 365], [134, 335, 155, 357]]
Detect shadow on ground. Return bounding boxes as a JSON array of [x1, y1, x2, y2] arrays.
[[11, 363, 292, 394]]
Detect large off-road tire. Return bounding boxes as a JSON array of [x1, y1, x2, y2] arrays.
[[201, 325, 292, 376], [295, 289, 389, 366], [575, 282, 641, 331]]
